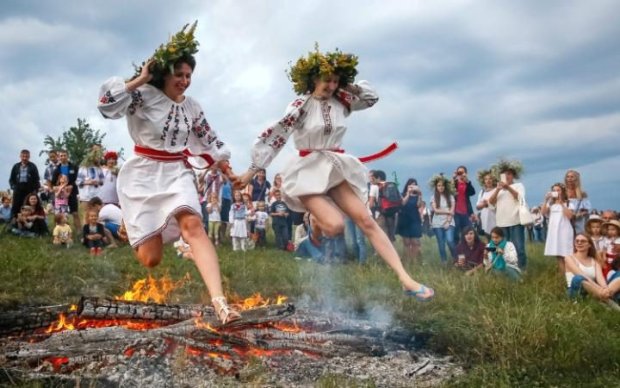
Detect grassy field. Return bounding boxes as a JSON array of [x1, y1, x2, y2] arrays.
[[0, 231, 619, 387]]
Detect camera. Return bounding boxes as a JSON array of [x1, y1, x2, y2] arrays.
[[456, 171, 463, 176], [551, 192, 559, 198], [485, 244, 496, 252]]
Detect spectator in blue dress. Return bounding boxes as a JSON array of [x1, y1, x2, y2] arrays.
[[396, 178, 423, 262]]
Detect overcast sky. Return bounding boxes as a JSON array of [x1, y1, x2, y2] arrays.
[[1, 0, 619, 209]]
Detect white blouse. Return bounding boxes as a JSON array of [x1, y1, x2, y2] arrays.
[[97, 77, 230, 161]]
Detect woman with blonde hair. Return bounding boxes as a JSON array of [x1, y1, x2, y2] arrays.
[[564, 169, 591, 234]]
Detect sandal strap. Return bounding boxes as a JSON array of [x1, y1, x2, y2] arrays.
[[212, 296, 238, 323]]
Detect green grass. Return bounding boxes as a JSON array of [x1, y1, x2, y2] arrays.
[[0, 233, 619, 387]]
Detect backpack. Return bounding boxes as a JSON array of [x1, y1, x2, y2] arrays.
[[379, 182, 402, 216]]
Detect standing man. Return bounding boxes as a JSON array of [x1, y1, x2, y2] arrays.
[[373, 170, 397, 242], [52, 150, 81, 231], [453, 165, 476, 242], [42, 150, 59, 205], [9, 149, 40, 220]]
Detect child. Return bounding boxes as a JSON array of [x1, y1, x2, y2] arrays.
[[601, 220, 620, 278], [12, 205, 36, 237], [82, 210, 105, 256], [206, 193, 221, 246], [53, 174, 72, 215], [229, 190, 248, 251], [269, 189, 290, 251], [254, 201, 269, 248], [52, 213, 73, 248], [484, 227, 522, 281], [243, 192, 256, 249], [585, 215, 605, 263], [0, 196, 11, 225]]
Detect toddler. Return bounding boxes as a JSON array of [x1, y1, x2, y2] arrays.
[[52, 213, 73, 247], [254, 201, 269, 247], [12, 205, 36, 237], [82, 210, 105, 256], [229, 190, 248, 251], [601, 220, 620, 278], [53, 174, 72, 214], [206, 193, 221, 246]]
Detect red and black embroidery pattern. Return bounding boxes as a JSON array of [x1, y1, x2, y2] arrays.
[[320, 101, 333, 135], [160, 105, 175, 141], [128, 90, 144, 115], [192, 111, 211, 138], [99, 91, 116, 105]]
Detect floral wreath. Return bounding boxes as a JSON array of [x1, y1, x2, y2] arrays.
[[287, 43, 359, 95], [476, 168, 496, 187], [132, 21, 199, 80], [491, 158, 524, 179], [428, 174, 455, 194]]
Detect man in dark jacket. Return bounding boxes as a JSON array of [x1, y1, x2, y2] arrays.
[[453, 165, 476, 242], [9, 149, 40, 219], [52, 150, 81, 230]]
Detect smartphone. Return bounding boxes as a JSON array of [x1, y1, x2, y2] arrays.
[[551, 192, 559, 198], [485, 245, 496, 252], [500, 173, 507, 183]]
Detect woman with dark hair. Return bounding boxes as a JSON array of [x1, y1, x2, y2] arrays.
[[23, 193, 48, 236], [396, 178, 423, 261], [429, 174, 456, 264], [234, 45, 433, 301], [455, 226, 485, 275], [97, 24, 240, 324]]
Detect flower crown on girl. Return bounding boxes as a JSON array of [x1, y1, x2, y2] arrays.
[[428, 174, 455, 194], [490, 158, 524, 180], [287, 43, 359, 95], [476, 168, 496, 187], [132, 21, 199, 80]]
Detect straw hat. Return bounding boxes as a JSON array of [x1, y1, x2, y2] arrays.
[[586, 214, 603, 228], [603, 219, 620, 232]]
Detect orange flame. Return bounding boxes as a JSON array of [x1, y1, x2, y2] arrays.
[[45, 314, 75, 333], [233, 293, 288, 310], [194, 318, 219, 332], [115, 274, 189, 303]]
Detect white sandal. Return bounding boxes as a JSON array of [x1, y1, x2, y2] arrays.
[[211, 296, 241, 324]]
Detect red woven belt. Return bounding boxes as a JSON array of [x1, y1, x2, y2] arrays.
[[298, 142, 398, 163], [134, 145, 215, 169]]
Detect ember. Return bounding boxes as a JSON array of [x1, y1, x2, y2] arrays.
[[0, 277, 462, 386]]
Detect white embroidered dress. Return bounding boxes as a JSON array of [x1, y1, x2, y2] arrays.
[[250, 81, 378, 212], [97, 77, 230, 247]]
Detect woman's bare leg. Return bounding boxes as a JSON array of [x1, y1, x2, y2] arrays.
[[327, 182, 427, 292], [176, 211, 225, 298], [176, 211, 239, 322], [135, 235, 164, 268]]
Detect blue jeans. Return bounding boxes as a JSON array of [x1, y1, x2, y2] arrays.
[[344, 217, 367, 263], [296, 235, 324, 262], [323, 235, 346, 263], [454, 213, 471, 242], [567, 275, 589, 299], [433, 226, 456, 263], [502, 224, 527, 269], [533, 226, 544, 242]]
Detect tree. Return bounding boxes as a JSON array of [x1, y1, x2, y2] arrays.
[[41, 118, 106, 165]]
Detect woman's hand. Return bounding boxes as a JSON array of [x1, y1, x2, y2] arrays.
[[126, 59, 154, 91], [231, 169, 254, 190]]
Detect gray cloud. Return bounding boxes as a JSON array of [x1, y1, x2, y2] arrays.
[[1, 0, 618, 210]]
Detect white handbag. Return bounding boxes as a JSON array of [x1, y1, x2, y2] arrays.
[[518, 195, 534, 226]]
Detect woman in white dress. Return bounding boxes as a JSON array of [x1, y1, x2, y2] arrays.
[[98, 151, 120, 205], [475, 170, 497, 236], [235, 47, 433, 301], [97, 52, 240, 324], [542, 183, 575, 273]]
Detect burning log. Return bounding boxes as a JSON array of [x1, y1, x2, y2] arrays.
[[77, 297, 217, 322], [0, 305, 72, 336]]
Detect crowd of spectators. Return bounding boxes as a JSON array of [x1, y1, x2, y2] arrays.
[[2, 149, 619, 307]]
